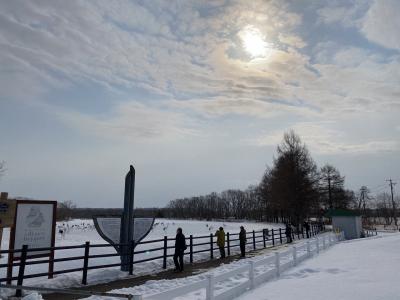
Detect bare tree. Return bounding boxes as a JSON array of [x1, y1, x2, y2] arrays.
[[262, 131, 320, 225], [0, 161, 6, 180], [319, 164, 347, 209], [57, 200, 77, 221]]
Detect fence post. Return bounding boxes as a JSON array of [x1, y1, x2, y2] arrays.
[[190, 235, 193, 264], [263, 229, 266, 248], [210, 233, 214, 259], [227, 232, 230, 256], [297, 229, 300, 240], [316, 237, 320, 254], [15, 244, 28, 297], [82, 241, 90, 285], [292, 246, 297, 266], [279, 228, 283, 244], [206, 274, 214, 300], [129, 240, 135, 275], [253, 230, 256, 250], [307, 241, 311, 257], [302, 227, 304, 239], [163, 236, 167, 269], [272, 229, 275, 246], [275, 252, 280, 277], [249, 261, 255, 289]]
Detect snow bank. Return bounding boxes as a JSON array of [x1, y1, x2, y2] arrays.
[[237, 233, 400, 300]]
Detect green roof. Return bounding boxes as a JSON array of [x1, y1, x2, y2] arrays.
[[325, 209, 361, 217]]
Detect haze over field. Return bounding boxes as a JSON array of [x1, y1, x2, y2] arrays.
[[0, 1, 399, 207]]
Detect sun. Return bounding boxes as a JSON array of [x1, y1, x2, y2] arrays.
[[239, 26, 269, 59]]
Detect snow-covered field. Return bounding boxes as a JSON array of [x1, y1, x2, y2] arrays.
[[0, 219, 281, 298], [237, 233, 400, 300]]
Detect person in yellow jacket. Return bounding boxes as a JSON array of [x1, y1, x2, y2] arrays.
[[215, 227, 226, 259]]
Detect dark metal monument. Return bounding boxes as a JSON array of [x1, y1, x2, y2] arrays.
[[93, 165, 155, 271]]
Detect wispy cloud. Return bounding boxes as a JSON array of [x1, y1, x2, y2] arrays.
[[249, 122, 400, 155]]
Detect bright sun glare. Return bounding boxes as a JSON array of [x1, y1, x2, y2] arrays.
[[240, 26, 269, 59]]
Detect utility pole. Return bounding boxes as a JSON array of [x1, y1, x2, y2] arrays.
[[359, 186, 369, 211], [328, 175, 332, 209], [386, 179, 397, 227]]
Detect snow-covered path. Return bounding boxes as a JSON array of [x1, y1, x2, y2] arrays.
[[237, 233, 400, 300]]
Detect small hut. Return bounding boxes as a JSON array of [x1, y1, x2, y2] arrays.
[[326, 209, 362, 240]]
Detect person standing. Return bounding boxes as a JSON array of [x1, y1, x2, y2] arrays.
[[303, 220, 310, 238], [173, 227, 186, 272], [285, 223, 293, 243], [239, 226, 247, 258], [215, 227, 226, 259]]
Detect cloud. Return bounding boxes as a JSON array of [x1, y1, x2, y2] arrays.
[[0, 0, 399, 138], [316, 1, 368, 28], [361, 0, 400, 50], [52, 101, 198, 142], [250, 122, 400, 155]]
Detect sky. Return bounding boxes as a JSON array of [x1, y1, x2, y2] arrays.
[[0, 0, 399, 208]]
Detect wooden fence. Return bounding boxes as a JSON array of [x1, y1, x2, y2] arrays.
[[0, 224, 323, 289]]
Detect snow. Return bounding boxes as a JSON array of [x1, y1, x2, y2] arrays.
[[0, 219, 281, 298], [21, 293, 43, 300], [72, 233, 399, 300], [79, 233, 330, 300], [237, 233, 400, 300]]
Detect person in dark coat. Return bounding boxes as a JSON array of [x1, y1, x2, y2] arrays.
[[173, 227, 186, 272], [285, 223, 292, 243], [303, 221, 310, 238], [239, 226, 247, 258]]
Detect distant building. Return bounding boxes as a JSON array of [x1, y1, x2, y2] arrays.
[[326, 209, 362, 240]]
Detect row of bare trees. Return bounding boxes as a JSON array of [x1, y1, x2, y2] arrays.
[[167, 131, 357, 224]]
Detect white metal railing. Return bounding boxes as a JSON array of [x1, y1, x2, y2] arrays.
[[135, 232, 344, 300]]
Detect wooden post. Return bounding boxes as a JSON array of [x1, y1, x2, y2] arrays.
[[15, 245, 28, 297], [252, 230, 256, 250], [210, 233, 213, 259], [0, 192, 8, 261], [226, 232, 230, 256], [302, 227, 304, 239], [189, 235, 193, 264], [163, 236, 167, 269], [279, 228, 283, 244], [263, 229, 266, 248], [129, 240, 134, 275], [6, 227, 15, 284], [82, 241, 90, 285], [272, 229, 275, 246]]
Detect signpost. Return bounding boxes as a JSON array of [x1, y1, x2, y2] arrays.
[[0, 192, 16, 258], [93, 165, 155, 272], [7, 199, 57, 283]]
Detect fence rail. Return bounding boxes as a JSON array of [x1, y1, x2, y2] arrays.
[[0, 224, 324, 291]]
